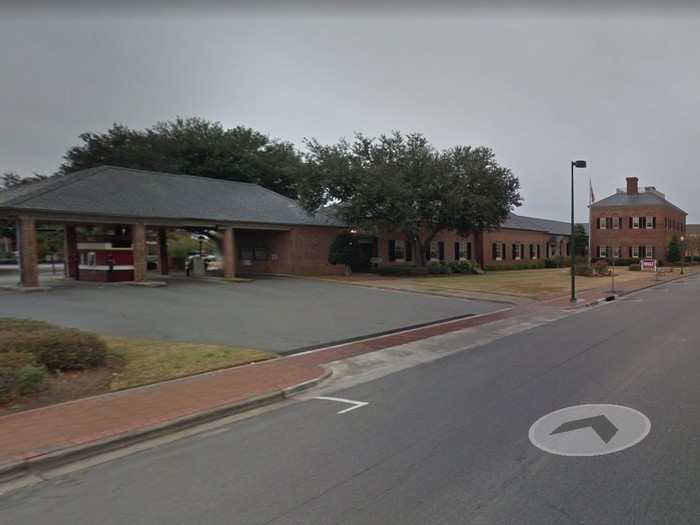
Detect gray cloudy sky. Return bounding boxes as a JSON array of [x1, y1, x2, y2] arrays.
[[3, 3, 700, 222]]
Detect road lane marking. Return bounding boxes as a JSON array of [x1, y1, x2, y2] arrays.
[[529, 404, 651, 456], [314, 396, 369, 414]]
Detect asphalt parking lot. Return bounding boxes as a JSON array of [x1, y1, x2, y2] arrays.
[[0, 274, 502, 352]]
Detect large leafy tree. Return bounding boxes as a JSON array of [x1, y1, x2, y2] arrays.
[[59, 117, 304, 198], [298, 132, 521, 266], [573, 223, 588, 256]]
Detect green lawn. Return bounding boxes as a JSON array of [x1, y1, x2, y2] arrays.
[[395, 268, 658, 300], [104, 337, 275, 390]]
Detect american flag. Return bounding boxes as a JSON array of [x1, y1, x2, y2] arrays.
[[589, 179, 595, 206]]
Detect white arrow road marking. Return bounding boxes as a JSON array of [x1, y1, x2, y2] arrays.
[[314, 396, 369, 414]]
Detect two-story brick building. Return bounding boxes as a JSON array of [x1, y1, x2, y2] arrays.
[[589, 177, 686, 262]]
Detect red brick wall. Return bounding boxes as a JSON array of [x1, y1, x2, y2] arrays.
[[235, 226, 347, 276], [589, 205, 687, 261], [375, 230, 478, 266], [481, 229, 557, 267]]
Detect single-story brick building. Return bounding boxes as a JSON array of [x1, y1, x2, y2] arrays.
[[1, 165, 577, 287], [373, 213, 574, 270], [0, 166, 348, 287]]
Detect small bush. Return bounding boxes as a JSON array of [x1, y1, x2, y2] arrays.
[[0, 320, 107, 371], [629, 264, 641, 271], [571, 265, 594, 277], [544, 259, 559, 268], [0, 319, 53, 332], [0, 351, 37, 368], [449, 260, 476, 274], [485, 262, 546, 271], [0, 365, 46, 403], [427, 262, 452, 274], [377, 265, 429, 277], [16, 365, 47, 395], [593, 260, 609, 276]]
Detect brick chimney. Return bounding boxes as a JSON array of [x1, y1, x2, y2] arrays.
[[626, 177, 639, 194]]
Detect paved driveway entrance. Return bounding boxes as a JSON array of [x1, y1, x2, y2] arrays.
[[0, 276, 502, 352]]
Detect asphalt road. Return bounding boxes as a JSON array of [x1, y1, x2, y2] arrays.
[[0, 276, 499, 351], [2, 276, 700, 524]]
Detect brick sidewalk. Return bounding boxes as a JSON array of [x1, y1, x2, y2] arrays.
[[0, 268, 691, 474], [0, 308, 515, 473]]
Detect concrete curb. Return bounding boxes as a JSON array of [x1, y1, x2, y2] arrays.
[[0, 368, 332, 484], [580, 271, 694, 308]]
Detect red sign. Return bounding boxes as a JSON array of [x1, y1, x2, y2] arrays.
[[641, 258, 657, 272]]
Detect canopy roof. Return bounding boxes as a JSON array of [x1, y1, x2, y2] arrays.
[[0, 166, 344, 228]]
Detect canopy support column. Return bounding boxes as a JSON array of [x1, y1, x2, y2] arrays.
[[223, 227, 236, 279], [17, 217, 39, 287], [132, 223, 147, 282]]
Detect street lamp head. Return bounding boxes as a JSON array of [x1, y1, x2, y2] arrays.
[[572, 160, 587, 168]]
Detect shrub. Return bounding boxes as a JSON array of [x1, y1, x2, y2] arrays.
[[629, 263, 641, 271], [377, 265, 429, 277], [449, 260, 475, 274], [0, 365, 46, 402], [571, 265, 594, 277], [427, 262, 452, 274], [0, 320, 107, 371], [0, 318, 53, 332], [593, 260, 609, 276], [0, 351, 37, 368], [16, 365, 47, 395], [544, 259, 559, 268]]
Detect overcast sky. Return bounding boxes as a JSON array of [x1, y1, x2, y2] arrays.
[[3, 3, 700, 222]]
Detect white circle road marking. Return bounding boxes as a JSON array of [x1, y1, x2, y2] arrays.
[[529, 404, 651, 457]]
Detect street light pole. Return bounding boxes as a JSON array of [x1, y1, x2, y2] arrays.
[[680, 235, 685, 275], [570, 160, 587, 302]]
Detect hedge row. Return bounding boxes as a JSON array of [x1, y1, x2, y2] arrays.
[[377, 260, 480, 276]]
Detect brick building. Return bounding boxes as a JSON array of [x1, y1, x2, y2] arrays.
[[589, 177, 687, 262], [1, 165, 578, 287], [375, 213, 574, 270], [0, 166, 348, 287]]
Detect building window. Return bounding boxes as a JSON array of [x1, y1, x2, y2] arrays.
[[646, 216, 655, 229], [632, 216, 640, 229], [632, 246, 640, 258], [493, 242, 504, 261], [454, 241, 467, 260], [536, 244, 541, 259], [613, 246, 621, 258], [599, 217, 607, 230], [613, 217, 620, 230], [429, 241, 439, 261], [529, 244, 536, 259], [645, 245, 654, 258], [599, 246, 608, 258], [466, 241, 472, 260], [394, 240, 406, 261], [512, 243, 521, 260]]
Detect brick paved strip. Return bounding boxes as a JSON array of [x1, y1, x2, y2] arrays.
[[0, 308, 516, 472]]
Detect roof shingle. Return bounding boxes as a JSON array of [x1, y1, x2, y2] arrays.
[[0, 166, 345, 228]]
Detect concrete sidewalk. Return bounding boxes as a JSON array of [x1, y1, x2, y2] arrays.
[[0, 268, 691, 480]]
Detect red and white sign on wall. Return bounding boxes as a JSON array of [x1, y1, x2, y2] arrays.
[[641, 258, 657, 272]]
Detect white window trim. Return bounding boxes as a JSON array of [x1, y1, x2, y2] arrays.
[[645, 245, 654, 258], [633, 216, 640, 229], [632, 246, 640, 258], [495, 242, 504, 261], [600, 217, 607, 230], [646, 216, 654, 230]]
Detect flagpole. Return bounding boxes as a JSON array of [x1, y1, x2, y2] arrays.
[[588, 179, 593, 267]]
